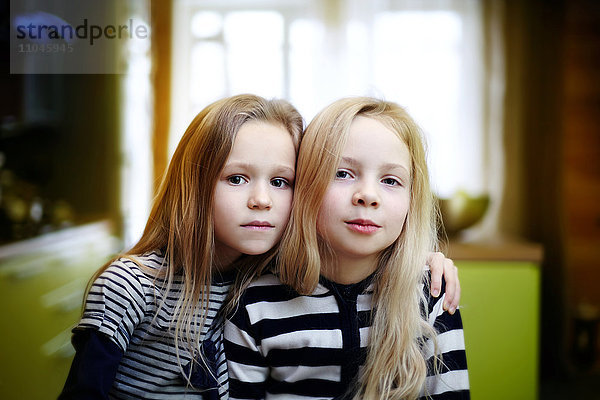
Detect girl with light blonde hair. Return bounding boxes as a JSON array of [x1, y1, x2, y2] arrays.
[[225, 97, 469, 399]]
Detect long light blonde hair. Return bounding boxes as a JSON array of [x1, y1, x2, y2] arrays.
[[88, 94, 303, 384], [278, 97, 439, 399]]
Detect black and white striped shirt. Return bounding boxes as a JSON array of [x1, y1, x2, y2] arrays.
[[77, 251, 232, 399], [224, 273, 469, 400]]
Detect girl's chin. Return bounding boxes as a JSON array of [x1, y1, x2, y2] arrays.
[[243, 250, 271, 257], [239, 240, 281, 257]]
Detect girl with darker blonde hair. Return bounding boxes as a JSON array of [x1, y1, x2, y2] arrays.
[[225, 97, 469, 399], [60, 94, 303, 399]]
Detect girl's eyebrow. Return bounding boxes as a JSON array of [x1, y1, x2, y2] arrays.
[[341, 157, 409, 176], [340, 156, 360, 167], [223, 161, 295, 176], [381, 162, 410, 176], [274, 166, 296, 177]]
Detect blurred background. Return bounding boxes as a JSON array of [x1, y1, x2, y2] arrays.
[[0, 0, 598, 398]]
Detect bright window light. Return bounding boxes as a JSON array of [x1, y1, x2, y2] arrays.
[[224, 11, 284, 97], [191, 11, 223, 38], [289, 19, 326, 119], [190, 42, 226, 106], [172, 1, 484, 199], [373, 11, 482, 197]]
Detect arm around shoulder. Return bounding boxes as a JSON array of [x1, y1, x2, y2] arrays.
[[224, 291, 269, 400], [423, 279, 470, 399]]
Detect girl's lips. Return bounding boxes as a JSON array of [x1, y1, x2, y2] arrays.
[[241, 221, 274, 230], [345, 219, 381, 234]]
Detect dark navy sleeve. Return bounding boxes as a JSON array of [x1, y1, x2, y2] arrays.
[[58, 329, 124, 400]]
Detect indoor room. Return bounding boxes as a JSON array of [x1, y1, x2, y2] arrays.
[[1, 0, 599, 398]]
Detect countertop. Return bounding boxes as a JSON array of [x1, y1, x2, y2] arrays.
[[443, 238, 544, 263]]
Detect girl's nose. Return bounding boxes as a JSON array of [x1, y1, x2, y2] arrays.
[[352, 185, 380, 208], [248, 184, 272, 210]]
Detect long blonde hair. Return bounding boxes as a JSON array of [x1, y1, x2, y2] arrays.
[[278, 97, 438, 399], [89, 94, 303, 384]]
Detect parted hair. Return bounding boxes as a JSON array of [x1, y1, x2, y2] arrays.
[[87, 94, 303, 385], [278, 97, 439, 399]]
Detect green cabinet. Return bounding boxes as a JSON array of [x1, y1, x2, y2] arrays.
[[0, 222, 118, 400], [457, 258, 541, 400]]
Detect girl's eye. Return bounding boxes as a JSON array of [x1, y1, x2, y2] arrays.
[[271, 178, 290, 188], [382, 177, 401, 186], [335, 170, 352, 179], [227, 175, 247, 185]]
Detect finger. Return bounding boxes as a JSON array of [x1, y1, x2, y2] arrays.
[[449, 275, 461, 314], [442, 259, 456, 312], [445, 262, 460, 314], [428, 252, 444, 297]]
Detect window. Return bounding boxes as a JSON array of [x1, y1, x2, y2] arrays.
[[171, 0, 484, 197]]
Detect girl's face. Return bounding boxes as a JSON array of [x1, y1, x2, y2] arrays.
[[213, 121, 296, 265], [317, 116, 411, 266]]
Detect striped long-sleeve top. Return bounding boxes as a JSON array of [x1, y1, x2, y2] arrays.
[[224, 272, 469, 400], [63, 251, 233, 399]]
